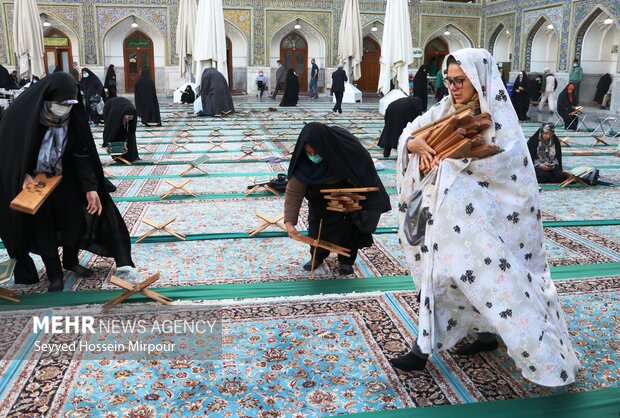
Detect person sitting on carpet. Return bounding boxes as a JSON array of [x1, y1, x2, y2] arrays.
[[527, 123, 567, 184], [199, 68, 235, 116], [390, 48, 580, 387], [284, 122, 391, 275], [180, 85, 195, 104], [378, 96, 423, 157], [0, 73, 134, 292], [103, 97, 140, 163], [280, 69, 299, 107]]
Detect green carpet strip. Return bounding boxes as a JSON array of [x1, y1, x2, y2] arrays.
[[343, 387, 620, 418], [108, 170, 397, 180], [1, 262, 617, 310]]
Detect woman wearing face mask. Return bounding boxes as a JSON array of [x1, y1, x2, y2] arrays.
[[0, 72, 134, 292], [79, 68, 106, 125], [391, 49, 580, 387], [256, 71, 267, 98], [284, 122, 391, 275], [557, 83, 579, 130]]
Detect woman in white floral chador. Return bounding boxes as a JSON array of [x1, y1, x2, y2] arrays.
[[391, 48, 580, 387]]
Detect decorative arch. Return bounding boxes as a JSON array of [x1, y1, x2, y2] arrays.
[[423, 25, 474, 55], [524, 16, 559, 72], [268, 17, 328, 68], [361, 22, 383, 47], [488, 24, 505, 54], [224, 19, 249, 68], [489, 24, 513, 64], [574, 7, 620, 65], [41, 15, 81, 67]]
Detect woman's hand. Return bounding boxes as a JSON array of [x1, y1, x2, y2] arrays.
[[22, 174, 36, 190], [407, 131, 436, 168], [285, 221, 301, 240], [86, 191, 102, 216]]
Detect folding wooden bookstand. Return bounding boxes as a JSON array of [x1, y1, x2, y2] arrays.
[[559, 174, 589, 188], [136, 217, 186, 243], [137, 144, 150, 152], [244, 178, 280, 196], [102, 160, 115, 178], [10, 174, 62, 215], [171, 138, 193, 153], [558, 136, 571, 146], [222, 109, 233, 116], [106, 142, 131, 165], [179, 130, 192, 138], [0, 259, 20, 303], [250, 137, 266, 148], [321, 187, 380, 213], [248, 212, 286, 236], [237, 144, 256, 161], [591, 136, 610, 147], [291, 232, 351, 262], [243, 129, 258, 140], [160, 179, 197, 199], [208, 137, 225, 151], [103, 273, 172, 311], [180, 155, 210, 176]]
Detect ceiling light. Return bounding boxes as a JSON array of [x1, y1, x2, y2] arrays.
[[294, 19, 301, 30], [131, 17, 138, 28], [546, 23, 554, 30], [444, 27, 451, 36], [371, 22, 378, 32], [42, 14, 50, 27], [506, 30, 510, 35], [604, 18, 613, 25]]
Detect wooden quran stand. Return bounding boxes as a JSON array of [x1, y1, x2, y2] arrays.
[[248, 212, 286, 236], [0, 259, 20, 303], [136, 217, 186, 243], [10, 174, 62, 215], [208, 138, 225, 151], [180, 155, 210, 177], [160, 179, 197, 199], [171, 138, 193, 153], [591, 136, 610, 147], [237, 145, 256, 161], [103, 273, 172, 311], [320, 187, 380, 213], [558, 136, 571, 146], [559, 174, 590, 188], [245, 179, 280, 196]]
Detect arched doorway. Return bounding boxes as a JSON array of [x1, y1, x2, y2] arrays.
[[43, 29, 72, 75], [527, 19, 558, 73], [226, 37, 233, 90], [357, 37, 381, 93], [280, 32, 308, 93], [424, 37, 449, 71], [123, 31, 155, 93], [577, 10, 619, 74]]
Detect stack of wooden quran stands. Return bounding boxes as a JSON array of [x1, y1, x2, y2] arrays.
[[103, 272, 172, 311], [321, 187, 380, 213], [248, 212, 286, 236], [414, 103, 500, 173]]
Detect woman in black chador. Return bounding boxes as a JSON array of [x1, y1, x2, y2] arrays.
[[104, 64, 117, 98], [378, 96, 422, 157], [594, 73, 611, 105], [181, 85, 196, 104], [103, 97, 139, 163], [510, 71, 530, 121], [0, 73, 134, 292], [413, 65, 429, 110], [284, 122, 391, 275], [79, 67, 106, 124], [527, 122, 566, 184], [134, 68, 162, 126], [199, 68, 234, 115], [279, 69, 299, 107]]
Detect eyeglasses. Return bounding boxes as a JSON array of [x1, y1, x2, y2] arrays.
[[443, 77, 469, 89]]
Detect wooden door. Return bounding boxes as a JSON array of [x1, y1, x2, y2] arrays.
[[356, 37, 381, 92], [123, 31, 155, 93], [43, 29, 72, 75], [280, 33, 308, 93]]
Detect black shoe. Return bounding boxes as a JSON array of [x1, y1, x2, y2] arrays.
[[48, 277, 64, 292], [389, 350, 428, 371], [338, 110, 342, 114], [455, 338, 499, 355], [67, 264, 94, 277], [302, 259, 323, 271], [338, 264, 354, 275]]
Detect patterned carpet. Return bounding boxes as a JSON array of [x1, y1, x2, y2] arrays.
[[0, 100, 618, 417]]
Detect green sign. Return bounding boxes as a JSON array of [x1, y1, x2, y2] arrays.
[[44, 37, 69, 47], [126, 38, 151, 48]]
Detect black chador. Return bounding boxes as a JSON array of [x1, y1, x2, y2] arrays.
[[286, 122, 391, 273], [0, 73, 133, 291], [280, 69, 299, 107], [104, 64, 118, 98], [79, 67, 106, 124], [134, 69, 162, 126], [103, 97, 139, 162], [378, 96, 422, 157], [199, 68, 234, 116]]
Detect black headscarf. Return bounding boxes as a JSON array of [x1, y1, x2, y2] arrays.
[[199, 68, 234, 116], [134, 69, 161, 125], [594, 73, 611, 104], [511, 71, 528, 96], [181, 85, 195, 104], [104, 65, 117, 98], [79, 67, 105, 104], [0, 72, 133, 266], [280, 69, 299, 107], [527, 125, 563, 170], [0, 64, 12, 89], [413, 65, 428, 110], [103, 97, 138, 162], [289, 122, 391, 213], [378, 96, 422, 156]]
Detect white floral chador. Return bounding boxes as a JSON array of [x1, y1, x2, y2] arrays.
[[396, 49, 580, 387]]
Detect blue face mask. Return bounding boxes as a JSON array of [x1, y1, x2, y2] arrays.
[[573, 63, 578, 67], [82, 73, 89, 78], [306, 152, 323, 164]]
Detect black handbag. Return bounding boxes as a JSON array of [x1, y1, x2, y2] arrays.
[[580, 169, 600, 185]]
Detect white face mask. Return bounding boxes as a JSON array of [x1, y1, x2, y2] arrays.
[[50, 103, 73, 117]]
